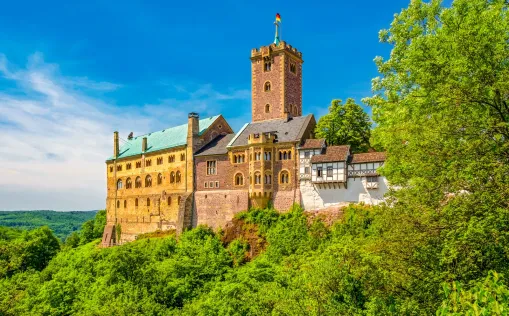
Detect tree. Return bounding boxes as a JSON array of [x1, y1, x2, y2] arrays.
[[315, 98, 371, 152], [361, 0, 509, 311]]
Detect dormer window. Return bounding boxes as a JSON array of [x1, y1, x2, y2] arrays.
[[264, 82, 271, 92], [264, 61, 271, 72]]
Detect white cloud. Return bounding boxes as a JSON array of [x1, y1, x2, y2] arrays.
[[0, 53, 249, 211]]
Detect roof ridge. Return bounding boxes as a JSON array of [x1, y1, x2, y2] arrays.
[[131, 114, 220, 140]]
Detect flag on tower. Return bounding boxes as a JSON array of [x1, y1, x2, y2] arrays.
[[275, 13, 281, 23]]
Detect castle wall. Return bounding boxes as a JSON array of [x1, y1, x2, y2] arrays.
[[193, 190, 249, 230]]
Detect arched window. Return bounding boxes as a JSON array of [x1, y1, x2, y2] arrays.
[[145, 175, 152, 187], [116, 200, 120, 208], [283, 152, 288, 160], [157, 173, 163, 185], [255, 172, 261, 184], [135, 198, 138, 207], [176, 171, 181, 183], [288, 150, 292, 159], [279, 151, 283, 160], [265, 174, 272, 185], [264, 81, 271, 92], [147, 198, 150, 207], [265, 104, 270, 113], [135, 176, 142, 188], [294, 105, 298, 115], [124, 200, 127, 208], [235, 173, 244, 186], [178, 196, 181, 205], [126, 178, 132, 189], [170, 172, 175, 183], [117, 179, 123, 190], [167, 196, 171, 206], [280, 171, 290, 184], [180, 153, 185, 161], [264, 61, 271, 71]]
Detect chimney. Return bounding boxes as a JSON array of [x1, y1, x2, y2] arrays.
[[113, 131, 119, 158], [142, 137, 147, 152], [188, 112, 199, 138]]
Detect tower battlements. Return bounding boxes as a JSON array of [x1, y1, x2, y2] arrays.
[[250, 41, 303, 61]]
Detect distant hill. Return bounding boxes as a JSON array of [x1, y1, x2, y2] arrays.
[[0, 210, 98, 241]]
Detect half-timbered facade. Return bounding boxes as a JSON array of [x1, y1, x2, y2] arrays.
[[299, 140, 388, 210]]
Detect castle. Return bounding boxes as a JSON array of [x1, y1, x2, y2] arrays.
[[102, 19, 388, 246]]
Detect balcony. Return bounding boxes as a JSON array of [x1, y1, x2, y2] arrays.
[[348, 169, 379, 177]]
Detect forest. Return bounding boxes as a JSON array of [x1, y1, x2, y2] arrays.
[[1, 0, 509, 314], [0, 211, 97, 241]]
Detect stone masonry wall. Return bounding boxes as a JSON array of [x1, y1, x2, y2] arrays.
[[194, 190, 249, 230]]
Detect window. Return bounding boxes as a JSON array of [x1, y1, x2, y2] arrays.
[[255, 172, 261, 184], [304, 151, 310, 158], [117, 165, 122, 171], [264, 61, 271, 72], [176, 171, 181, 183], [109, 166, 113, 172], [235, 173, 244, 186], [255, 152, 261, 161], [170, 172, 175, 183], [209, 181, 214, 188], [126, 163, 132, 170], [278, 150, 292, 160], [180, 153, 185, 161], [178, 196, 181, 205], [305, 167, 310, 174], [117, 179, 123, 189], [136, 161, 141, 168], [135, 198, 138, 207], [145, 159, 152, 167], [147, 198, 150, 207], [135, 176, 142, 188], [116, 200, 120, 208], [167, 196, 172, 206], [367, 176, 378, 183], [145, 175, 152, 187], [126, 178, 132, 189], [168, 155, 175, 163], [157, 173, 163, 185], [280, 171, 290, 184], [290, 62, 296, 74], [204, 182, 208, 188], [233, 154, 245, 164], [294, 105, 299, 116], [265, 152, 271, 161], [264, 81, 271, 91], [215, 181, 219, 188], [157, 157, 163, 165], [317, 167, 323, 177], [327, 166, 333, 177], [207, 161, 216, 175], [124, 200, 127, 208], [265, 174, 272, 184], [265, 104, 270, 113]]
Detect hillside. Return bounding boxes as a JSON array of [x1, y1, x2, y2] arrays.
[[0, 210, 97, 241]]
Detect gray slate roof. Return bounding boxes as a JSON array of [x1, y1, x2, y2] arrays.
[[228, 114, 314, 147], [195, 134, 236, 156]]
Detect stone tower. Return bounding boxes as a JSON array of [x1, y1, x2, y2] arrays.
[[250, 27, 303, 122]]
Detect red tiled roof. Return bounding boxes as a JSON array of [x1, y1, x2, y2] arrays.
[[351, 152, 387, 163], [310, 145, 350, 163], [300, 138, 325, 149]]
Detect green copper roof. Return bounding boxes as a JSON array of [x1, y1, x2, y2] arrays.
[[108, 115, 220, 161]]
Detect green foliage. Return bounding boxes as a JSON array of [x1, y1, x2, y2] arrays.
[[0, 210, 97, 241], [438, 271, 509, 315], [0, 226, 60, 278], [315, 98, 372, 152], [227, 239, 249, 267]]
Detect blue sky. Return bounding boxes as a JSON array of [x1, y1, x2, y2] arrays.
[[0, 0, 413, 211]]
